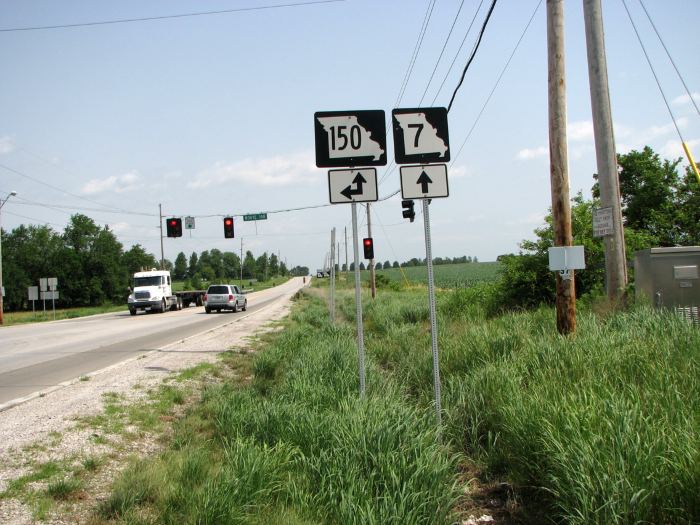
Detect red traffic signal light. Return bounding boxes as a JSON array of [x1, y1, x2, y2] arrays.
[[166, 217, 182, 237], [363, 237, 374, 259], [223, 217, 234, 238]]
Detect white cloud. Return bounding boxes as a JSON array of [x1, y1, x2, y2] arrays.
[[517, 146, 548, 160], [81, 171, 143, 194], [568, 120, 594, 141], [648, 117, 687, 139], [450, 165, 474, 179], [505, 212, 546, 227], [672, 92, 700, 106], [188, 151, 319, 189], [0, 136, 15, 155], [660, 138, 700, 159]]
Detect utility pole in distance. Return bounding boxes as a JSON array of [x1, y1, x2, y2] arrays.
[[547, 0, 576, 334], [583, 0, 627, 301], [158, 204, 165, 270]]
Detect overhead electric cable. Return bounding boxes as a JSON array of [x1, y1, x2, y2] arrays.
[[394, 0, 438, 108], [447, 0, 498, 113], [451, 0, 542, 165], [418, 0, 466, 106], [0, 162, 147, 215], [430, 0, 486, 106], [621, 0, 700, 184], [0, 0, 344, 32], [637, 0, 700, 118]]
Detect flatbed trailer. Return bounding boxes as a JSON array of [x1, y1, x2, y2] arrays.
[[177, 290, 206, 308]]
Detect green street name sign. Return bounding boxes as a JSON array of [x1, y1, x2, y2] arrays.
[[243, 213, 268, 221]]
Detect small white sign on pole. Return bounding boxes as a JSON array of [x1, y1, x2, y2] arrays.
[[593, 207, 614, 237], [28, 286, 39, 301], [548, 246, 586, 281], [41, 291, 59, 300], [40, 278, 48, 292], [48, 277, 58, 291]]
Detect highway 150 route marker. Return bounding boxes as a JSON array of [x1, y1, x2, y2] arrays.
[[315, 109, 387, 397]]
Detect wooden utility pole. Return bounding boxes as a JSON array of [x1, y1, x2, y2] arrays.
[[366, 204, 376, 298], [158, 203, 165, 270], [547, 0, 576, 334], [583, 0, 627, 301]]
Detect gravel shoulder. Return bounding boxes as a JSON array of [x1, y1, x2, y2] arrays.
[[0, 277, 308, 524]]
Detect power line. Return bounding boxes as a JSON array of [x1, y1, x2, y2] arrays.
[[637, 0, 700, 119], [447, 0, 498, 113], [394, 0, 438, 108], [451, 0, 542, 166], [0, 162, 148, 216], [0, 0, 344, 32], [620, 0, 685, 143], [418, 0, 466, 106], [430, 0, 486, 106]]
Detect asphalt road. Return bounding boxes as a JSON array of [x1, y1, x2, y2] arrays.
[[0, 278, 305, 405]]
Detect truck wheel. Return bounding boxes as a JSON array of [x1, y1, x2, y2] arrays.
[[205, 307, 211, 314], [242, 300, 247, 311], [196, 296, 203, 307], [161, 299, 167, 313], [177, 297, 182, 310], [129, 308, 137, 316]]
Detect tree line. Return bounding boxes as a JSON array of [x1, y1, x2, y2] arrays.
[[338, 255, 479, 272], [1, 214, 288, 311], [491, 146, 700, 313]]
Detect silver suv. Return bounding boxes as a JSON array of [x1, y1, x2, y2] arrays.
[[204, 284, 247, 313]]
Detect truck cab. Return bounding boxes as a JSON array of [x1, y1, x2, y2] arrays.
[[128, 269, 178, 315]]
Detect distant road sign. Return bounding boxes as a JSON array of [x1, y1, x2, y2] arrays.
[[328, 168, 378, 204], [48, 277, 57, 290], [28, 286, 39, 301], [314, 110, 387, 167], [392, 107, 450, 164], [184, 216, 195, 229], [41, 291, 59, 300], [400, 164, 449, 199], [40, 278, 48, 292], [243, 213, 267, 221]]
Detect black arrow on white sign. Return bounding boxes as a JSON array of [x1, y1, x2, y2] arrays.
[[340, 172, 367, 200], [417, 171, 433, 193]]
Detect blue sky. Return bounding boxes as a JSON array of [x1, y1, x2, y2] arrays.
[[1, 0, 699, 272]]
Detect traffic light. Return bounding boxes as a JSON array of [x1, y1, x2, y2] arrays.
[[166, 218, 182, 237], [223, 217, 235, 238], [402, 200, 415, 222], [363, 237, 374, 259]]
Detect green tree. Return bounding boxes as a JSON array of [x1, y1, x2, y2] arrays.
[[173, 252, 188, 280], [268, 253, 279, 276], [188, 252, 198, 278], [392, 261, 399, 268], [243, 251, 256, 279], [222, 252, 240, 280], [256, 252, 269, 280], [123, 245, 158, 276]]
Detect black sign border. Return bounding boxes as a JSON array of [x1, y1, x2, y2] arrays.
[[392, 107, 450, 165], [315, 110, 387, 168]]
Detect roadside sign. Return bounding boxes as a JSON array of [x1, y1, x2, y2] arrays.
[[593, 207, 614, 237], [400, 164, 449, 199], [328, 168, 378, 204], [243, 213, 268, 221], [392, 107, 450, 164], [184, 216, 195, 229], [48, 277, 57, 290], [41, 291, 59, 300], [39, 278, 48, 292], [314, 110, 387, 167], [28, 286, 39, 301]]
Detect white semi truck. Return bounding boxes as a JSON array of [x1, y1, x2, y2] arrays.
[[127, 269, 205, 315]]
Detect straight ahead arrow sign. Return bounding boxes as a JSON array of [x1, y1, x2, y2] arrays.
[[417, 171, 433, 193], [399, 164, 449, 200]]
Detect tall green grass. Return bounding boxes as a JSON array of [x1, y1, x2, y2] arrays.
[[360, 287, 700, 524], [99, 296, 461, 524]]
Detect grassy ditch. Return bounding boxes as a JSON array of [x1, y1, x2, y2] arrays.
[[97, 288, 699, 524], [2, 304, 126, 326]]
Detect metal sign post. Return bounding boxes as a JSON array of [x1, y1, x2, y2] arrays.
[[330, 227, 336, 323], [422, 199, 442, 427], [393, 106, 451, 430], [351, 203, 366, 397]]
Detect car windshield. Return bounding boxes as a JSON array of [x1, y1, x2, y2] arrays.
[[134, 276, 162, 287], [207, 285, 229, 294]]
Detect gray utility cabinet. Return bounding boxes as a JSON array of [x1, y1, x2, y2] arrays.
[[634, 247, 700, 311]]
